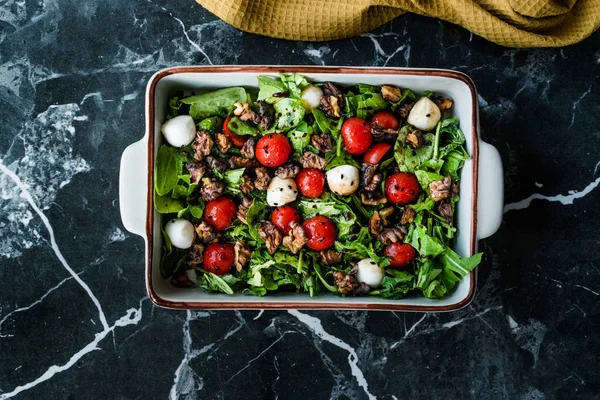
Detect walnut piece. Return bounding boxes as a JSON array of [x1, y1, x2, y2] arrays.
[[240, 137, 256, 159], [187, 243, 204, 266], [233, 102, 260, 124], [360, 189, 387, 206], [381, 85, 402, 102], [234, 241, 252, 272], [282, 221, 309, 254], [200, 177, 223, 202], [429, 176, 452, 202], [237, 197, 252, 225], [333, 271, 358, 295], [377, 227, 407, 245], [254, 167, 271, 191], [371, 125, 398, 142], [369, 207, 394, 236], [229, 156, 259, 169], [192, 131, 213, 162], [321, 249, 342, 265], [258, 221, 282, 255], [320, 82, 344, 118], [184, 162, 205, 185], [205, 156, 227, 173], [401, 207, 416, 225], [405, 130, 424, 148], [170, 271, 194, 288], [240, 175, 255, 194], [433, 97, 453, 113], [438, 200, 453, 223], [397, 101, 415, 119], [311, 133, 333, 153], [298, 151, 327, 170], [194, 221, 217, 244], [361, 163, 377, 186], [257, 100, 275, 130], [274, 164, 301, 179], [215, 133, 232, 154]]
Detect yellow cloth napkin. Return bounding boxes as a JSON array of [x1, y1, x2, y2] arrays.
[[196, 0, 600, 47]]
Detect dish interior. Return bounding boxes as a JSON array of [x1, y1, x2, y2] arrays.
[[148, 69, 477, 309]]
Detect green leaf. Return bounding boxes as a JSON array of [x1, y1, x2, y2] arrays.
[[189, 202, 205, 219], [437, 248, 483, 277], [257, 75, 287, 100], [201, 272, 235, 295], [312, 109, 343, 135], [389, 89, 417, 111], [273, 98, 306, 131], [154, 190, 186, 214], [298, 195, 357, 237], [197, 116, 222, 133], [356, 92, 388, 119], [181, 87, 247, 120], [227, 117, 259, 136], [223, 168, 245, 195], [393, 127, 435, 173], [370, 269, 415, 299], [415, 170, 445, 191], [313, 263, 338, 293], [440, 149, 469, 181], [406, 222, 445, 257], [154, 145, 183, 196], [287, 129, 312, 156], [280, 73, 310, 99]]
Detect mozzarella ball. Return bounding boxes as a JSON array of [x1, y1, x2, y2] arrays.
[[267, 177, 298, 207], [356, 258, 385, 288], [326, 165, 359, 196], [301, 85, 324, 110], [165, 218, 196, 249], [160, 115, 196, 147], [407, 97, 441, 131]]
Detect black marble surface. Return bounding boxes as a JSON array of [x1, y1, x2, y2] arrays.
[[1, 1, 599, 399]]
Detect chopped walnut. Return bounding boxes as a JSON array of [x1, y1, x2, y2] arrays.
[[429, 176, 452, 202], [377, 227, 407, 245], [187, 243, 204, 266], [240, 175, 255, 194], [184, 162, 205, 185], [237, 197, 252, 225], [194, 221, 217, 244], [257, 100, 275, 130], [200, 177, 223, 202], [192, 131, 213, 162], [298, 151, 327, 170], [320, 82, 344, 118], [433, 97, 453, 113], [333, 271, 358, 295], [359, 189, 387, 206], [234, 241, 252, 272], [229, 156, 259, 169], [274, 164, 301, 179], [254, 167, 271, 191], [233, 102, 260, 124], [170, 271, 194, 288], [438, 200, 453, 223], [240, 137, 256, 159], [353, 282, 371, 296], [381, 85, 402, 102], [205, 156, 227, 172], [364, 173, 382, 192], [282, 221, 309, 254], [369, 207, 394, 235], [406, 130, 424, 148], [401, 207, 417, 225], [397, 101, 415, 119], [371, 125, 398, 142], [361, 163, 377, 186], [321, 249, 342, 265], [311, 133, 333, 153], [258, 221, 282, 255], [215, 133, 232, 154]]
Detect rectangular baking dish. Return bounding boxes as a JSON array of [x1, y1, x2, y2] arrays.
[[119, 66, 503, 312]]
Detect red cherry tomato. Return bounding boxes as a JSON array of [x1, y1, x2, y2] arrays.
[[296, 168, 325, 198], [203, 243, 235, 275], [204, 197, 237, 231], [223, 116, 249, 147], [341, 117, 373, 155], [363, 143, 392, 165], [371, 111, 399, 130], [384, 243, 417, 269], [303, 216, 336, 251], [270, 205, 301, 235], [255, 133, 293, 167], [385, 173, 421, 205]]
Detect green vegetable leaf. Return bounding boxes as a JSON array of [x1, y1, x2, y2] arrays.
[[197, 116, 222, 133], [201, 272, 236, 295], [257, 75, 287, 100], [370, 269, 415, 299], [393, 128, 435, 173], [228, 116, 259, 136], [437, 248, 483, 277], [389, 89, 417, 111], [154, 145, 183, 196], [273, 98, 306, 131], [415, 170, 445, 191], [181, 87, 247, 120], [154, 190, 186, 214], [287, 128, 312, 156], [406, 222, 445, 257], [223, 168, 245, 195], [298, 195, 357, 237], [280, 73, 310, 99]]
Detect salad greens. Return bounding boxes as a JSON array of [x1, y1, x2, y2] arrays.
[[154, 73, 482, 300]]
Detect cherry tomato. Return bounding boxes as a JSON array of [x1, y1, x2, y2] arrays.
[[255, 133, 293, 167], [204, 197, 237, 231], [303, 216, 336, 251], [363, 143, 392, 165], [341, 117, 373, 155], [270, 205, 301, 234], [385, 173, 421, 205], [384, 243, 417, 269], [296, 168, 325, 198], [371, 111, 399, 130], [223, 116, 249, 147], [203, 243, 235, 275]]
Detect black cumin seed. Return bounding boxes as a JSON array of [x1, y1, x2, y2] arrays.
[[341, 174, 344, 179], [426, 113, 431, 117], [280, 188, 284, 191], [288, 185, 292, 189], [351, 181, 354, 185]]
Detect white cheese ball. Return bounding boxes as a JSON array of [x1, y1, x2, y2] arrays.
[[160, 115, 196, 147], [407, 97, 441, 131], [356, 258, 385, 288], [267, 177, 298, 207], [165, 218, 196, 249], [326, 165, 359, 196], [301, 85, 324, 110]]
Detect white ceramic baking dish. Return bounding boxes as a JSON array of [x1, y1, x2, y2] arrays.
[[119, 66, 503, 311]]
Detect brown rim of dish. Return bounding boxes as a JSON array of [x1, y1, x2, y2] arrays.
[[145, 66, 479, 312]]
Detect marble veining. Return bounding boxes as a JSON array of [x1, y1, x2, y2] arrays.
[[0, 1, 599, 399]]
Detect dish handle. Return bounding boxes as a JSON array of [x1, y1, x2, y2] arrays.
[[119, 138, 148, 237], [476, 140, 503, 240]]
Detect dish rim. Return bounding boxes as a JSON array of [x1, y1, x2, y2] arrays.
[[144, 65, 479, 312]]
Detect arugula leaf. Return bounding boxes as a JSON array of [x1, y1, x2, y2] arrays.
[[273, 98, 306, 131], [298, 195, 357, 237], [415, 170, 445, 191], [197, 116, 222, 133], [154, 191, 186, 214], [287, 128, 312, 156], [257, 75, 287, 100], [406, 221, 445, 257], [280, 73, 310, 99], [370, 269, 415, 299], [313, 263, 339, 293], [167, 97, 181, 119], [441, 149, 468, 181], [227, 116, 259, 136], [334, 226, 389, 265], [437, 248, 483, 277], [182, 87, 247, 120], [312, 109, 343, 135], [223, 168, 245, 195], [201, 272, 237, 295], [155, 145, 184, 196], [390, 89, 417, 111], [394, 127, 435, 173]]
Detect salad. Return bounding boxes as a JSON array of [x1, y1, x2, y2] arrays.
[[154, 73, 482, 299]]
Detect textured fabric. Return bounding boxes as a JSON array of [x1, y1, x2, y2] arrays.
[[196, 0, 600, 47]]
